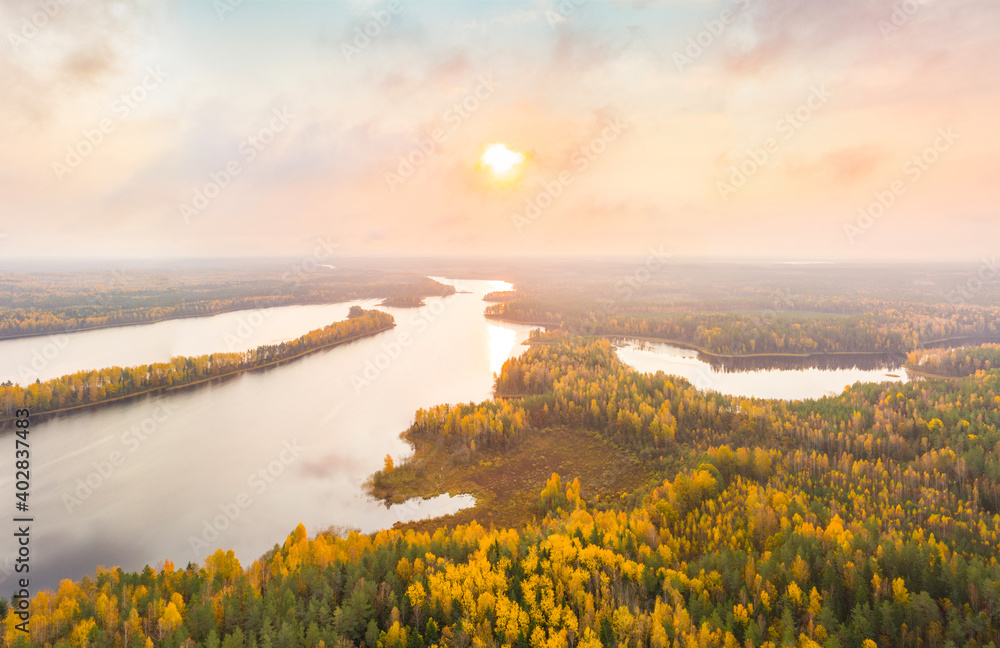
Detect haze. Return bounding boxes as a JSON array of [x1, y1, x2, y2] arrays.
[[1, 0, 997, 261]]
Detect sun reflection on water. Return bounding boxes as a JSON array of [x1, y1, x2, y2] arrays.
[[487, 324, 518, 373]]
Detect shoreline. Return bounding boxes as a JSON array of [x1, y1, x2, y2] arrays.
[[0, 290, 458, 343], [0, 299, 382, 342], [605, 334, 909, 362], [919, 335, 1000, 348], [903, 368, 966, 382], [485, 317, 1000, 362], [0, 323, 395, 425], [483, 314, 561, 329]]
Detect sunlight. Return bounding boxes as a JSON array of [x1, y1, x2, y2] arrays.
[[479, 143, 525, 185], [487, 324, 517, 373]]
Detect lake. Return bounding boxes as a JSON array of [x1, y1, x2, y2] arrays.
[[0, 286, 916, 592], [0, 278, 535, 591], [613, 338, 909, 400]]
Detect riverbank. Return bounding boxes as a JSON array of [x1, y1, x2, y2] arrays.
[[603, 334, 910, 362], [0, 298, 410, 343], [0, 323, 395, 425], [484, 316, 907, 359], [919, 335, 1000, 349], [483, 313, 561, 329], [484, 315, 1000, 361], [903, 368, 962, 382]]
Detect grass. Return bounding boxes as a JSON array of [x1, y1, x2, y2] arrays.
[[368, 425, 653, 533]]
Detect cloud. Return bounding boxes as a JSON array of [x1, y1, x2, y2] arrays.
[[723, 0, 877, 75], [0, 0, 163, 125], [785, 145, 885, 186], [0, 0, 997, 260], [724, 0, 1000, 78]]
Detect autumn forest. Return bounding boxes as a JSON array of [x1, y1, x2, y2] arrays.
[[6, 0, 1000, 644], [1, 261, 999, 648]]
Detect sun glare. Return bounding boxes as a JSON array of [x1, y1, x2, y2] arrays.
[[479, 143, 525, 184]]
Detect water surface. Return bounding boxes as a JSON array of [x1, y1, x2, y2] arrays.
[[614, 338, 908, 400], [0, 300, 381, 384], [0, 279, 534, 590]]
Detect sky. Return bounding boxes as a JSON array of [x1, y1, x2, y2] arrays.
[[0, 0, 998, 262]]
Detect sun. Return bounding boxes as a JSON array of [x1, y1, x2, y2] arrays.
[[479, 143, 525, 184]]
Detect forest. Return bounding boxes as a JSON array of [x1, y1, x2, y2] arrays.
[[475, 261, 1000, 357], [4, 332, 999, 648], [906, 345, 1000, 378], [486, 301, 1000, 357], [0, 265, 450, 340], [0, 310, 394, 420]]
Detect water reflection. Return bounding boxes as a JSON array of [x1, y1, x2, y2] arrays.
[[921, 336, 1000, 350], [614, 338, 908, 401], [0, 300, 381, 384], [383, 494, 477, 520], [0, 278, 537, 591], [488, 325, 519, 373], [704, 352, 906, 373], [613, 340, 906, 373]]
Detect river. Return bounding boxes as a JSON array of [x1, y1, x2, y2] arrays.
[[0, 278, 535, 591], [0, 299, 386, 385], [0, 282, 914, 591]]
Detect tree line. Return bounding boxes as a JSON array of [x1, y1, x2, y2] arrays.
[[4, 335, 1000, 647], [907, 344, 1000, 377], [0, 268, 451, 339], [487, 301, 1000, 357], [0, 310, 394, 419]]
